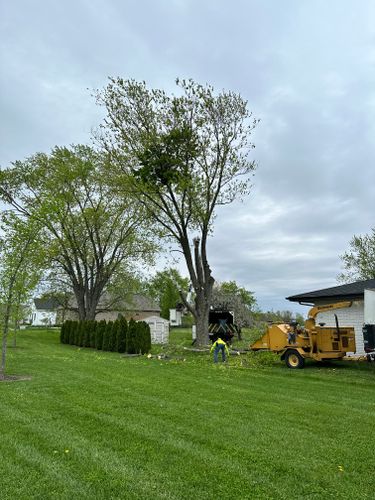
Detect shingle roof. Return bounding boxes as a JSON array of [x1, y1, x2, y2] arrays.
[[286, 279, 375, 303], [34, 298, 60, 310], [66, 293, 160, 312]]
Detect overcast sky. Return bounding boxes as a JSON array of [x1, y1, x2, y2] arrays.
[[1, 0, 375, 313]]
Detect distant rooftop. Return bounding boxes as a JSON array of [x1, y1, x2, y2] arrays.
[[286, 279, 375, 303], [34, 298, 60, 311], [66, 293, 160, 312]]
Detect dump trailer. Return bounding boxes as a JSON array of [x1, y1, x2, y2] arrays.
[[251, 302, 356, 368], [208, 309, 237, 344]]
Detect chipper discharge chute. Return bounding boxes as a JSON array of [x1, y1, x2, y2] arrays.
[[250, 302, 356, 368]]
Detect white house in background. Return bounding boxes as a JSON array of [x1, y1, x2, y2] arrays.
[[142, 316, 169, 344], [287, 279, 375, 356], [29, 298, 59, 326], [169, 308, 182, 326]]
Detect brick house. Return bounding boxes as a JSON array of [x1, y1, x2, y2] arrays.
[[287, 279, 375, 355]]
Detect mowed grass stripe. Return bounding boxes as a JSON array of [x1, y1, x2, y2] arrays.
[[0, 328, 375, 499]]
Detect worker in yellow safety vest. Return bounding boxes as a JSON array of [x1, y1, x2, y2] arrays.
[[210, 337, 230, 363]]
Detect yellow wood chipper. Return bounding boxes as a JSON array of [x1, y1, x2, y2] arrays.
[[250, 302, 356, 368]]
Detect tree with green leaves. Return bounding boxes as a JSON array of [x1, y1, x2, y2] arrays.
[[0, 214, 44, 379], [145, 268, 189, 319], [338, 229, 375, 283], [95, 78, 258, 345], [0, 145, 156, 320]]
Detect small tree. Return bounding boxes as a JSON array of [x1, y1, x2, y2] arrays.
[[88, 320, 97, 348], [110, 320, 119, 352], [102, 321, 113, 351], [116, 316, 128, 353], [82, 320, 93, 348], [0, 214, 44, 379], [127, 318, 138, 354], [60, 321, 67, 344], [95, 320, 106, 350], [338, 229, 375, 283], [139, 321, 151, 354]]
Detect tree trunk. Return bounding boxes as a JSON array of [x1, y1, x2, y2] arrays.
[[179, 236, 215, 346], [73, 287, 101, 321], [13, 326, 17, 348], [195, 299, 210, 345], [13, 299, 21, 348], [86, 288, 102, 321], [74, 288, 86, 320], [0, 302, 12, 380]]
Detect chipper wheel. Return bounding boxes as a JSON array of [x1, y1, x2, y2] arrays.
[[284, 350, 305, 369]]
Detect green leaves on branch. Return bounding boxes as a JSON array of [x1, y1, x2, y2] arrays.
[[338, 229, 375, 283], [145, 268, 189, 320], [136, 125, 198, 189]]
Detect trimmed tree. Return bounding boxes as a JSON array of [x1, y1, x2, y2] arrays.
[[95, 78, 258, 345], [127, 318, 138, 354], [102, 321, 113, 351], [95, 320, 106, 350], [117, 316, 128, 353], [139, 321, 151, 354]]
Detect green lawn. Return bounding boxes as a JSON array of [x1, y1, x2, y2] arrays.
[[1, 328, 375, 499]]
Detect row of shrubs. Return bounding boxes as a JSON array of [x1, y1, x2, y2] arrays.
[[60, 317, 151, 354]]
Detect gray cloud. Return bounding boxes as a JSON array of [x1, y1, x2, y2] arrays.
[[1, 0, 375, 315]]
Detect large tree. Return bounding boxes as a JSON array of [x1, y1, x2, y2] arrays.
[[338, 229, 375, 283], [95, 78, 258, 344], [0, 145, 156, 320]]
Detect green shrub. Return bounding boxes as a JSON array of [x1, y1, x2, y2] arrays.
[[69, 321, 77, 345], [102, 321, 113, 351], [72, 321, 78, 345], [82, 320, 95, 348], [89, 320, 97, 348], [127, 318, 138, 354], [66, 320, 74, 345], [95, 320, 106, 350], [109, 320, 119, 352], [60, 322, 66, 344], [77, 321, 85, 346], [140, 321, 151, 354], [117, 317, 128, 353]]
